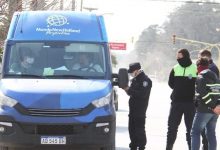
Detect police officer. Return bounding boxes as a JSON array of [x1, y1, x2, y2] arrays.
[[123, 62, 152, 150], [166, 49, 197, 150]]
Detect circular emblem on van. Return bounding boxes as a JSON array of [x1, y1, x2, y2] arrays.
[[47, 15, 68, 27]]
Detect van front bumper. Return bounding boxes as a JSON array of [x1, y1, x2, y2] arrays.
[[0, 115, 115, 149]]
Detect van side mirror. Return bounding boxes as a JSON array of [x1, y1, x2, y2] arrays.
[[112, 68, 129, 88]]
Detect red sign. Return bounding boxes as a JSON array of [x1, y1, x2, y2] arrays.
[[109, 42, 126, 50]]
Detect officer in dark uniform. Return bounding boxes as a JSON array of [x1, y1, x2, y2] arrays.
[[166, 49, 197, 150], [123, 62, 152, 150]]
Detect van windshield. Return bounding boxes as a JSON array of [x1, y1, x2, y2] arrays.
[[4, 42, 107, 79]]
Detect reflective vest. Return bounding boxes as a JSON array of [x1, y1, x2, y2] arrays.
[[174, 64, 197, 78]]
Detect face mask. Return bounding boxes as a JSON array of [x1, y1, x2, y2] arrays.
[[129, 72, 136, 78], [177, 57, 184, 64], [26, 57, 34, 64], [177, 57, 191, 67]]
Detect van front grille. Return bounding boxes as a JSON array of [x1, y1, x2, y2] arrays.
[[14, 103, 95, 117], [27, 108, 82, 117]]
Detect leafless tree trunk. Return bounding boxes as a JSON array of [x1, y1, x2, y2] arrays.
[[71, 0, 76, 11], [9, 0, 22, 19], [0, 0, 22, 52], [59, 0, 63, 10], [0, 0, 69, 51], [30, 0, 46, 10]]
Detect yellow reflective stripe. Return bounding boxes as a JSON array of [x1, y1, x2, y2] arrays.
[[202, 93, 210, 99], [205, 99, 212, 104], [206, 84, 220, 87], [209, 93, 220, 95], [202, 93, 220, 99]]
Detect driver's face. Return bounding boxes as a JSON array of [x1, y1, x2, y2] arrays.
[[79, 54, 89, 65]]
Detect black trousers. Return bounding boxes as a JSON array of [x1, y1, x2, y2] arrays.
[[166, 102, 195, 149], [128, 116, 146, 149]]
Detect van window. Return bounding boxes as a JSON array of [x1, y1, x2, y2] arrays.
[[4, 42, 106, 79]]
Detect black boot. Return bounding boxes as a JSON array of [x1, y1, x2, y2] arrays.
[[129, 145, 137, 150], [166, 144, 173, 150], [130, 147, 137, 150], [138, 146, 145, 150]]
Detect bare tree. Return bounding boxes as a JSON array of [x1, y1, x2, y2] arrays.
[[0, 0, 22, 50], [0, 0, 76, 52], [9, 0, 22, 17], [30, 0, 46, 10], [60, 0, 63, 10], [72, 0, 76, 11], [29, 0, 60, 10]]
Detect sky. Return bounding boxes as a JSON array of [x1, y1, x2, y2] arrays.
[[82, 0, 182, 42]]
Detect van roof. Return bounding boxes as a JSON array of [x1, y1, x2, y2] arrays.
[[7, 11, 108, 42]]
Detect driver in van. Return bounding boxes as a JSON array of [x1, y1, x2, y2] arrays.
[[72, 53, 103, 72], [10, 47, 37, 74]]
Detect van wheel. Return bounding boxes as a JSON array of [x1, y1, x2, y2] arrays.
[[0, 146, 8, 150]]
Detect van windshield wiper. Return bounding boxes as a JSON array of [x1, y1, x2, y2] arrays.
[[5, 74, 45, 79], [44, 75, 88, 79]]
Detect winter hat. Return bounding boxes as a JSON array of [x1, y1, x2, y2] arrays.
[[197, 57, 209, 73], [128, 62, 141, 73]]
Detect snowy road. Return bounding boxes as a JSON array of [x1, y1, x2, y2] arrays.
[[115, 82, 220, 150]]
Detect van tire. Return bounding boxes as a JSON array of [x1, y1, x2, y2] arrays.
[[118, 68, 128, 89]]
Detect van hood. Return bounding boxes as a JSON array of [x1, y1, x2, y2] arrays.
[[0, 79, 112, 109]]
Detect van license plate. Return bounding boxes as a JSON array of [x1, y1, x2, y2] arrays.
[[41, 136, 66, 145]]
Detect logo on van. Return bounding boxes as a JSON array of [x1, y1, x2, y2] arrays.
[[36, 14, 80, 36], [47, 15, 68, 27]]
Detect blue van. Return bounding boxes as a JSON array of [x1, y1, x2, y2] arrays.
[[0, 11, 128, 150]]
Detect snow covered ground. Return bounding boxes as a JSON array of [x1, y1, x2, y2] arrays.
[[115, 81, 220, 150]]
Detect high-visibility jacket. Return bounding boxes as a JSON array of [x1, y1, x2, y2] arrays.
[[173, 64, 197, 78], [168, 63, 197, 102]]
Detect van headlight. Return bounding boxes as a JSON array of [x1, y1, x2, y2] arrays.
[[0, 92, 18, 107], [92, 93, 111, 108]]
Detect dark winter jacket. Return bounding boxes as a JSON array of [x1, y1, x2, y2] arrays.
[[168, 60, 197, 103], [209, 59, 219, 78], [127, 71, 152, 117], [196, 69, 220, 113]]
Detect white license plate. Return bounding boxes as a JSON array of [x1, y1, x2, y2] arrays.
[[41, 136, 66, 145]]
